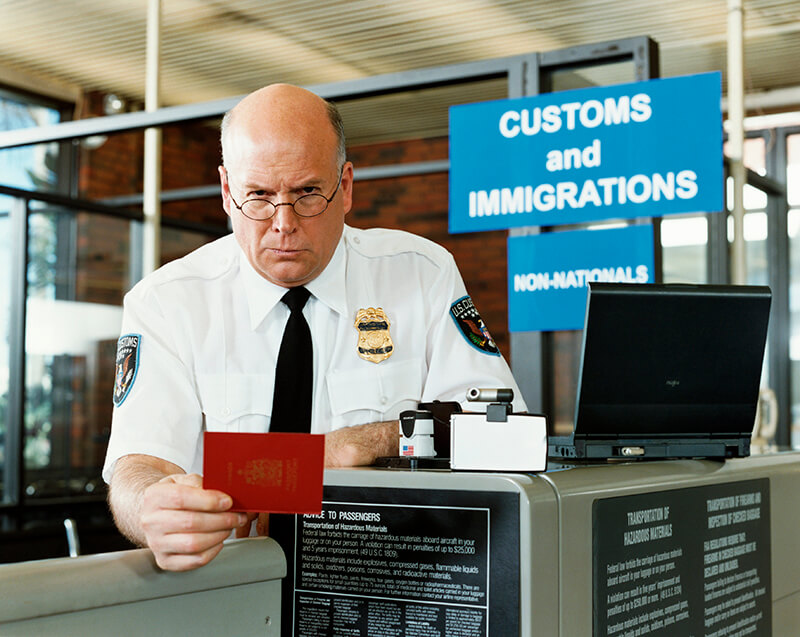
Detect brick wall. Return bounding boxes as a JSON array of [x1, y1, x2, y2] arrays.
[[75, 92, 227, 308], [77, 91, 223, 224]]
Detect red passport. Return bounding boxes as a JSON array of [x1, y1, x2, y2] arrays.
[[203, 432, 324, 514]]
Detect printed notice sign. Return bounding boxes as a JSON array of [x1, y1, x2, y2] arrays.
[[283, 486, 520, 637], [507, 224, 654, 332], [593, 479, 771, 637], [449, 72, 723, 233]]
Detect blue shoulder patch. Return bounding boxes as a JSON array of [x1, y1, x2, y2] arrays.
[[113, 334, 141, 406], [449, 296, 500, 356]]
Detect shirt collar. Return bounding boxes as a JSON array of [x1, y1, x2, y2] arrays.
[[239, 231, 348, 330], [305, 231, 347, 318]]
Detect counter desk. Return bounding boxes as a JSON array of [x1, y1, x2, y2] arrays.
[[0, 536, 286, 636], [1, 451, 798, 637], [293, 451, 800, 636]]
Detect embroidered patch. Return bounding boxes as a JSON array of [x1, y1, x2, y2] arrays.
[[113, 334, 141, 406], [449, 296, 500, 355]]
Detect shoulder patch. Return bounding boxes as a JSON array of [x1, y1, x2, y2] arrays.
[[449, 296, 500, 356], [113, 334, 141, 406]]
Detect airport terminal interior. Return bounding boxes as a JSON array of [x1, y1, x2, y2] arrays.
[[2, 1, 800, 635]]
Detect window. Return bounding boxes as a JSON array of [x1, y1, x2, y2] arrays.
[[0, 90, 65, 498], [0, 212, 9, 483], [23, 208, 131, 498], [787, 133, 800, 443]]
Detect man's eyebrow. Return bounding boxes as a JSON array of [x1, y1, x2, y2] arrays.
[[295, 177, 325, 188], [240, 177, 325, 191], [236, 178, 269, 191]]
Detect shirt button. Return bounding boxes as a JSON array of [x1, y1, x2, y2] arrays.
[[353, 236, 360, 244], [380, 396, 388, 405], [221, 407, 231, 416]]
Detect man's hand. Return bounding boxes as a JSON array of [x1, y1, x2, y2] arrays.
[[109, 454, 250, 572], [235, 512, 270, 539], [139, 473, 249, 571], [325, 421, 399, 468]]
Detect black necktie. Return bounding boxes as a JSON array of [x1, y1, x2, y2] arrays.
[[270, 286, 313, 432], [268, 287, 313, 630]]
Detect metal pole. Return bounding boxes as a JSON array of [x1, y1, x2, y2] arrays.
[[728, 0, 746, 284], [142, 0, 162, 276], [5, 197, 28, 508]]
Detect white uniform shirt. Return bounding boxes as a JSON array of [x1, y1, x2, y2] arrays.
[[103, 225, 525, 480]]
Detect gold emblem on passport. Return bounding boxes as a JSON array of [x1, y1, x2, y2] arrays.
[[354, 307, 394, 363], [239, 458, 283, 486], [237, 458, 298, 491]]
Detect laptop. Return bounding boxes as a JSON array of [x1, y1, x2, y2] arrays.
[[548, 282, 772, 460]]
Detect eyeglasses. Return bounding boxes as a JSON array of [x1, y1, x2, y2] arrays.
[[225, 168, 343, 221]]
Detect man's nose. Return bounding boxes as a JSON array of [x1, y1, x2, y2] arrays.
[[270, 202, 298, 233]]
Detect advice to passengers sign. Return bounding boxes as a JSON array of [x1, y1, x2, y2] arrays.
[[449, 72, 723, 233]]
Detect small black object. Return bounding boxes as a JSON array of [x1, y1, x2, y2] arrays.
[[399, 410, 433, 438], [416, 400, 462, 457], [486, 402, 513, 422]]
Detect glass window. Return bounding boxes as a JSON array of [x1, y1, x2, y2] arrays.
[[787, 134, 800, 445], [724, 136, 766, 176], [0, 212, 9, 490], [737, 211, 769, 285], [21, 210, 220, 498], [547, 61, 635, 93], [0, 95, 62, 192], [789, 134, 800, 208], [0, 93, 64, 499], [661, 215, 708, 283], [23, 207, 130, 498]]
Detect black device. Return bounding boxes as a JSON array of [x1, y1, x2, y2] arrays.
[[416, 399, 462, 457], [466, 387, 515, 422], [548, 282, 772, 460]]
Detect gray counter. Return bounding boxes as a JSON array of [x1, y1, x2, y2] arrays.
[[0, 536, 285, 636], [2, 452, 798, 636], [308, 451, 799, 636]]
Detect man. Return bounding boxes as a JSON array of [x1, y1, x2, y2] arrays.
[[103, 84, 525, 572]]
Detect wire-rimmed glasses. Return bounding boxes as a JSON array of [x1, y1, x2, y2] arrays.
[[225, 167, 343, 221]]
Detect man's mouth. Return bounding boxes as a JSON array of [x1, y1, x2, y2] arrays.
[[269, 246, 303, 256]]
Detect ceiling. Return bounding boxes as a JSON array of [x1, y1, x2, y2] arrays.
[[1, 0, 800, 145]]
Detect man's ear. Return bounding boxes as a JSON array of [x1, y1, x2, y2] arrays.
[[341, 161, 354, 216], [219, 165, 232, 218]]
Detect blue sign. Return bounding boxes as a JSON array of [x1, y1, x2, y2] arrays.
[[508, 225, 655, 332], [450, 73, 723, 233]]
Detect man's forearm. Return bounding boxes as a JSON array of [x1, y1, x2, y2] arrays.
[[325, 420, 399, 468], [108, 454, 180, 546]]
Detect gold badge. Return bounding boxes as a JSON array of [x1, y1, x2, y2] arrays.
[[354, 307, 394, 363]]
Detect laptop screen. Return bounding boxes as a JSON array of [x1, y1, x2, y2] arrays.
[[574, 283, 771, 439]]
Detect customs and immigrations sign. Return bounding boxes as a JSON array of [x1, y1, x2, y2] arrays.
[[449, 72, 723, 233], [593, 479, 771, 637], [508, 224, 654, 332], [287, 486, 520, 637]]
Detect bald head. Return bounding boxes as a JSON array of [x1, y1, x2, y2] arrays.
[[220, 84, 346, 170]]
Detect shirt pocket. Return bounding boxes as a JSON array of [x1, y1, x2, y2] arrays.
[[197, 373, 273, 433], [326, 358, 424, 429]]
